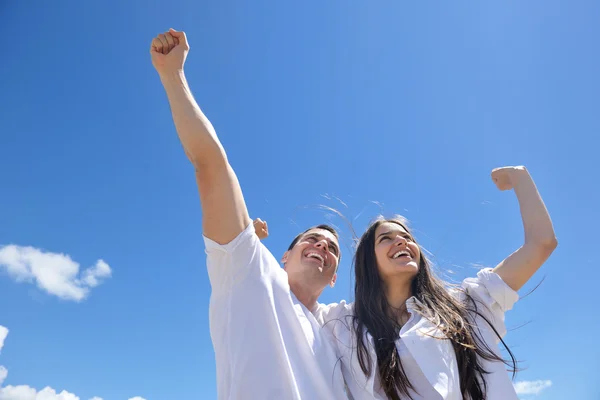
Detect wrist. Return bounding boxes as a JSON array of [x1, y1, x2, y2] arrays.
[[511, 167, 534, 190], [159, 69, 186, 86]]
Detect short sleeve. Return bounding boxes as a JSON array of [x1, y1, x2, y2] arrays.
[[203, 222, 260, 292], [461, 268, 519, 340]]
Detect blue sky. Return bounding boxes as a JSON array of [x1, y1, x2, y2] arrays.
[[0, 1, 598, 399]]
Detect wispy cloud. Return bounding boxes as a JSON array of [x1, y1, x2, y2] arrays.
[[0, 245, 112, 302], [514, 379, 552, 396], [0, 326, 8, 353], [0, 325, 7, 387], [0, 366, 7, 386]]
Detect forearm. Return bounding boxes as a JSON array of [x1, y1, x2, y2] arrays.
[[513, 168, 557, 247], [160, 70, 226, 169]]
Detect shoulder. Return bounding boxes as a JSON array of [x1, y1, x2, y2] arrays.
[[313, 300, 354, 326], [203, 221, 257, 255], [203, 222, 281, 290], [460, 268, 519, 312], [451, 268, 520, 340]]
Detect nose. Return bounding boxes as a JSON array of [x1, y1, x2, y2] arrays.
[[393, 235, 408, 246], [314, 239, 329, 250]]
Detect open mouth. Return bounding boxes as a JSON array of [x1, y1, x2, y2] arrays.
[[391, 249, 413, 260], [305, 251, 325, 267]]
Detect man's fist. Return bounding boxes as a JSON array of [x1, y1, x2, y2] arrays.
[[254, 218, 269, 240], [150, 28, 189, 75], [491, 166, 527, 191]]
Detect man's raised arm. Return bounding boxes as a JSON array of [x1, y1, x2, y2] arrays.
[[151, 29, 251, 244]]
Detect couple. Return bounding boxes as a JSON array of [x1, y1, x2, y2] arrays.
[[150, 30, 557, 400]]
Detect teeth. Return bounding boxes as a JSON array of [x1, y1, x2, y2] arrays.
[[392, 250, 411, 259], [306, 252, 324, 264]]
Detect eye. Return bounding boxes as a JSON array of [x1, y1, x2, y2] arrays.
[[306, 237, 317, 243], [379, 236, 391, 243]]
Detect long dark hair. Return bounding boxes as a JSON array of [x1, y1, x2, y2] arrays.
[[353, 217, 516, 400]]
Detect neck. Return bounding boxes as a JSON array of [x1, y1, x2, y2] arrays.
[[289, 279, 322, 311], [385, 277, 413, 320]]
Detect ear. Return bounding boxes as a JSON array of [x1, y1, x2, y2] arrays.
[[329, 272, 337, 288], [281, 251, 289, 265]]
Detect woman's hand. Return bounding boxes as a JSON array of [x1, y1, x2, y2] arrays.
[[491, 166, 527, 191]]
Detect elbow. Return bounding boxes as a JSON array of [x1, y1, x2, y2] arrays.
[[542, 235, 558, 251], [187, 147, 228, 172], [193, 156, 233, 191], [547, 236, 558, 253], [534, 236, 558, 257]]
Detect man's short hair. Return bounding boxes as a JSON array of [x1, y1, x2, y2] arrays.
[[287, 225, 341, 261]]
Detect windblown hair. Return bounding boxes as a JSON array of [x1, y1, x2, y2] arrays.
[[353, 216, 516, 400]]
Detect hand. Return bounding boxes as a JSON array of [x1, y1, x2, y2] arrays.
[[253, 218, 269, 240], [491, 166, 528, 191], [150, 28, 189, 75]]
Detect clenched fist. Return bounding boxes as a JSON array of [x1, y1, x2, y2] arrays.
[[150, 28, 189, 75], [491, 166, 528, 191]]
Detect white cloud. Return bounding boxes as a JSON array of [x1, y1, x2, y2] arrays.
[[128, 397, 146, 400], [0, 326, 8, 353], [0, 245, 112, 302], [0, 326, 8, 387], [0, 385, 83, 399], [0, 327, 111, 400], [0, 374, 111, 400], [514, 379, 552, 395], [1, 385, 77, 400], [80, 261, 111, 288]]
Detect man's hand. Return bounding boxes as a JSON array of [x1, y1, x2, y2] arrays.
[[254, 218, 269, 240], [150, 28, 189, 75]]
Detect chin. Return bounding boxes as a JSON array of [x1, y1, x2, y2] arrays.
[[403, 265, 419, 275], [387, 263, 419, 276]]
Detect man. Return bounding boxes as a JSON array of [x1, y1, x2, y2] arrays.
[[150, 29, 347, 399]]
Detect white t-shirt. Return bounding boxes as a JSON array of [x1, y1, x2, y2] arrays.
[[204, 223, 348, 400], [316, 269, 519, 400]]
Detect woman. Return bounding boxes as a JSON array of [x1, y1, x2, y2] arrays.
[[319, 166, 557, 400]]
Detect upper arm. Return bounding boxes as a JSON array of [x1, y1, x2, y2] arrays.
[[492, 240, 557, 292], [196, 161, 252, 245]]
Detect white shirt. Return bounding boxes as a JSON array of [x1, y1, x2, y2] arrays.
[[204, 223, 348, 400], [316, 269, 519, 400]]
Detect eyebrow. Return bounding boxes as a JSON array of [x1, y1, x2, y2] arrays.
[[304, 233, 339, 254], [377, 230, 412, 241]]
